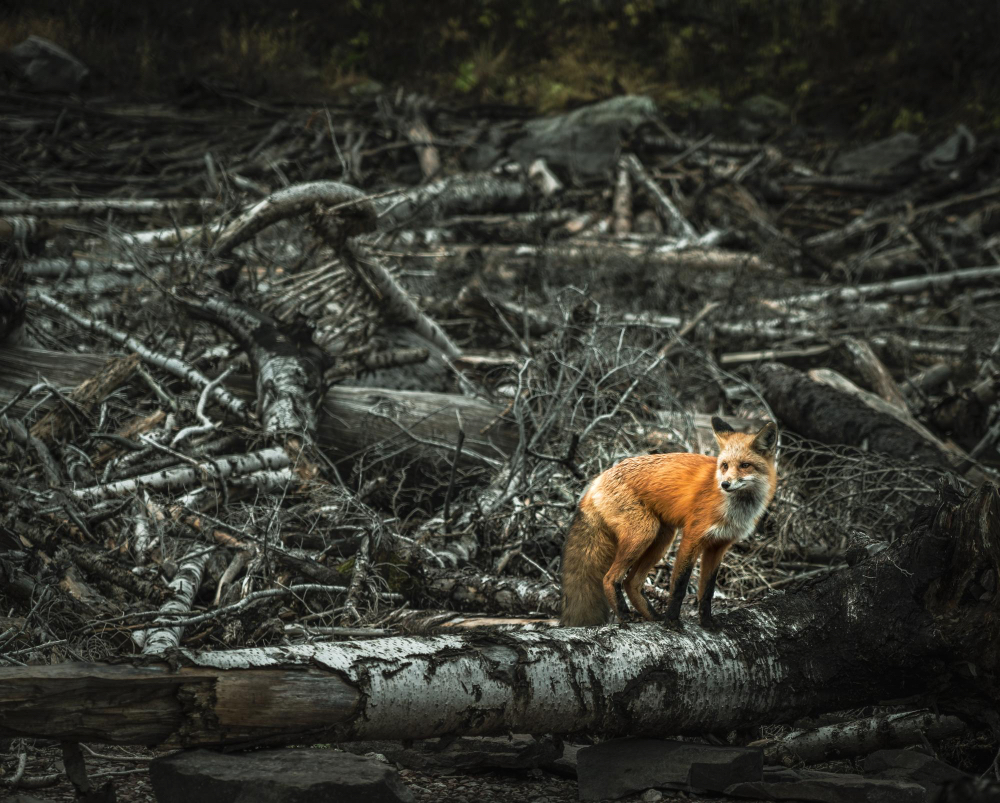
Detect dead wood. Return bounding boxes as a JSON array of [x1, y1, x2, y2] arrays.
[[319, 385, 516, 470], [840, 337, 909, 410], [30, 353, 139, 444], [612, 159, 633, 235], [2, 92, 1000, 791], [808, 368, 986, 483], [754, 710, 967, 766], [621, 153, 698, 239], [212, 181, 375, 257], [0, 484, 996, 746], [757, 362, 959, 478], [179, 295, 323, 443]]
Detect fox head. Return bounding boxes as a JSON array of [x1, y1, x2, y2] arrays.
[[711, 417, 778, 495]]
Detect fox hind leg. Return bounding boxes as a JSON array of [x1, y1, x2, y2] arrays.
[[601, 510, 661, 622], [624, 525, 676, 621]]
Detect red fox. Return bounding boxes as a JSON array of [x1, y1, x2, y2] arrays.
[[560, 417, 778, 627]]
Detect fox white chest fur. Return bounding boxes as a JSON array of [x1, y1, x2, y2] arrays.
[[704, 484, 768, 544]]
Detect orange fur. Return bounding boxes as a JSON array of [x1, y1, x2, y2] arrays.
[[559, 419, 778, 627]]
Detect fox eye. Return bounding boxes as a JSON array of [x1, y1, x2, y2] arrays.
[[740, 462, 751, 469], [720, 462, 728, 471]]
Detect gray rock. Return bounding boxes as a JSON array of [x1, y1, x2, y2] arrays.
[[921, 125, 976, 171], [832, 132, 920, 175], [576, 738, 762, 801], [342, 735, 561, 772], [543, 743, 581, 778], [739, 94, 791, 122], [507, 96, 657, 180], [865, 749, 968, 799], [149, 748, 414, 803], [726, 766, 925, 803], [2, 36, 88, 93]]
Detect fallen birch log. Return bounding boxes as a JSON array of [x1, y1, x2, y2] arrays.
[[621, 153, 698, 239], [766, 265, 1000, 309], [1, 484, 995, 747], [754, 710, 967, 766], [0, 198, 220, 217]]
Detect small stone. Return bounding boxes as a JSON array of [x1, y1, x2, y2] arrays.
[[641, 789, 664, 802]]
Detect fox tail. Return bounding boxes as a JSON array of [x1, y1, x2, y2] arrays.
[[560, 510, 614, 626]]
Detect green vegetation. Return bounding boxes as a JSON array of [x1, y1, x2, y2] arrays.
[[2, 0, 997, 132]]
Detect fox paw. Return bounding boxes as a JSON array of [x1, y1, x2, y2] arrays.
[[660, 616, 683, 632], [699, 615, 720, 632]]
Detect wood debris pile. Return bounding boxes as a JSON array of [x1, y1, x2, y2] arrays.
[[1, 90, 998, 800]]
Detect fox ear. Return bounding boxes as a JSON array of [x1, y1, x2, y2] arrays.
[[752, 422, 778, 455], [711, 416, 735, 442]]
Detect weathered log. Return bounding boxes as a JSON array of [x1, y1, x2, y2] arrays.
[[1, 484, 996, 747], [768, 265, 1000, 309], [406, 115, 441, 179], [808, 368, 986, 483], [478, 242, 769, 275], [0, 346, 516, 473], [840, 337, 909, 409], [418, 568, 562, 616], [621, 153, 697, 239], [211, 181, 374, 258], [0, 198, 220, 217], [30, 353, 139, 444], [754, 710, 967, 766], [757, 362, 957, 477], [136, 549, 212, 654], [318, 385, 517, 470], [612, 161, 633, 236], [373, 173, 530, 229]]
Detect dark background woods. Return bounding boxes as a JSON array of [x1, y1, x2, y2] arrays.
[[3, 0, 999, 133]]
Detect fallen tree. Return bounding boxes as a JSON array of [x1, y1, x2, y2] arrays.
[[1, 483, 996, 747]]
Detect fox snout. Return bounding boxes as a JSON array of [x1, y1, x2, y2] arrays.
[[717, 470, 757, 492]]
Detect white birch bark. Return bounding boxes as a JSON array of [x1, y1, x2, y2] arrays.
[[0, 198, 219, 216], [212, 181, 373, 257], [769, 265, 1000, 309], [0, 483, 995, 747], [136, 550, 212, 654], [72, 448, 290, 502], [35, 293, 249, 420], [757, 710, 967, 766]]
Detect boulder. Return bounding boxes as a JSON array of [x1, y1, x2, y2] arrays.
[[149, 748, 415, 803], [506, 96, 657, 180], [576, 738, 762, 801], [2, 36, 88, 93], [831, 132, 920, 175], [340, 735, 561, 772]]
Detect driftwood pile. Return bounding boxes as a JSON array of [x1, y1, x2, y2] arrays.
[[1, 90, 999, 801]]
